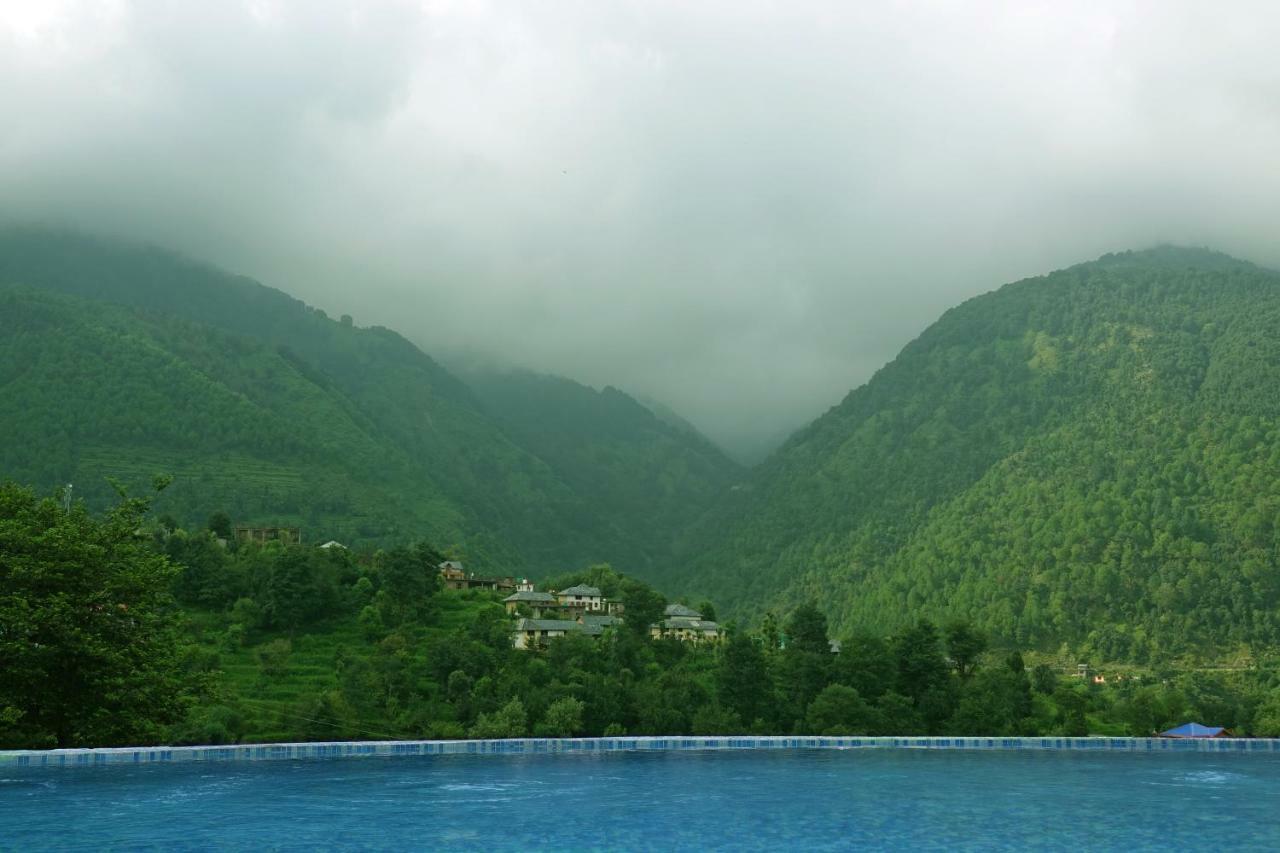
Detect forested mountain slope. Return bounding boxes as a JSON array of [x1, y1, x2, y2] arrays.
[[0, 229, 735, 573], [463, 369, 742, 567], [679, 248, 1280, 661]]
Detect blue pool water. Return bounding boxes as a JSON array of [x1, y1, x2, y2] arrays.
[[3, 749, 1278, 851]]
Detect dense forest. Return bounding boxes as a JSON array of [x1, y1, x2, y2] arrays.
[[0, 228, 740, 574], [6, 484, 1280, 750], [678, 248, 1280, 661], [8, 229, 1280, 665]]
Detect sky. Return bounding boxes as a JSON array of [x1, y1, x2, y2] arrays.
[[3, 1, 1280, 460]]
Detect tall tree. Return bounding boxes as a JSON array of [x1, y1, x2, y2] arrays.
[[944, 620, 988, 679], [0, 482, 189, 748], [716, 631, 770, 726]]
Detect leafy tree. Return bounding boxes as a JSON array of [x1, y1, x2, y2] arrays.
[[785, 604, 831, 655], [806, 685, 875, 735], [260, 547, 338, 632], [206, 511, 232, 539], [716, 631, 770, 725], [375, 543, 443, 626], [538, 697, 585, 737], [830, 632, 895, 700], [0, 482, 189, 748], [944, 620, 987, 678], [470, 698, 528, 738]]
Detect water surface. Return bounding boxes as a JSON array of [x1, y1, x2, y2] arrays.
[[2, 749, 1277, 850]]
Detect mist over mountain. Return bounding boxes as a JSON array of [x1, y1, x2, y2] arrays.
[[7, 2, 1280, 460], [0, 228, 738, 574]]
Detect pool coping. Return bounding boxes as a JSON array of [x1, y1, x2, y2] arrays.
[[4, 735, 1279, 767]]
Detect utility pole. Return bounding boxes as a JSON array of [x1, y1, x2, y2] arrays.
[[63, 483, 73, 512]]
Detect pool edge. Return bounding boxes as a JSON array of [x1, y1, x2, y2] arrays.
[[4, 735, 1279, 767]]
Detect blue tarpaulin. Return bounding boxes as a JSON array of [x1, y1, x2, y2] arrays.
[[1158, 722, 1228, 738]]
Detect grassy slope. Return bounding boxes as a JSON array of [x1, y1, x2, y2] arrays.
[[185, 593, 503, 743]]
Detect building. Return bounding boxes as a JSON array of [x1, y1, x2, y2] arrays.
[[511, 609, 624, 649], [503, 590, 558, 616], [555, 584, 606, 613], [651, 603, 722, 643], [318, 540, 346, 550], [516, 577, 535, 593], [439, 561, 468, 590], [512, 617, 611, 650], [234, 526, 302, 546], [438, 561, 517, 593], [581, 613, 622, 632]]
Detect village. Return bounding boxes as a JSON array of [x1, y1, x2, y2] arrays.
[[437, 560, 723, 649]]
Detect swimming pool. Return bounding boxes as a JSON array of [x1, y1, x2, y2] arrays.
[[4, 748, 1278, 850]]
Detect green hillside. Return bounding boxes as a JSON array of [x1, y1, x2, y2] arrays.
[[0, 285, 487, 551], [463, 368, 742, 569], [0, 229, 736, 573], [679, 247, 1280, 661]]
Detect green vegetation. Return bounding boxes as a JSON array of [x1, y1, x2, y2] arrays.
[[0, 482, 189, 748], [679, 248, 1280, 662], [6, 488, 1280, 749], [463, 368, 741, 570], [0, 228, 739, 574]]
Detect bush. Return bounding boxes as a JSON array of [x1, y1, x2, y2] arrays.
[[469, 698, 527, 739], [537, 697, 585, 737]]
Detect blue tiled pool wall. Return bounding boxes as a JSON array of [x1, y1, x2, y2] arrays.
[[4, 735, 1279, 767]]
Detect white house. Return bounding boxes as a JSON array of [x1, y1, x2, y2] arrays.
[[555, 584, 606, 612]]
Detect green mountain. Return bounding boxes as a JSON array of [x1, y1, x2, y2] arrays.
[[678, 247, 1280, 661], [0, 228, 737, 573], [462, 368, 742, 567]]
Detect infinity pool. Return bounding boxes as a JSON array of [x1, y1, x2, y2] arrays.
[[3, 749, 1278, 850]]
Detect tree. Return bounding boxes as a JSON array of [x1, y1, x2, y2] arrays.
[[892, 619, 955, 730], [375, 543, 442, 626], [206, 511, 232, 539], [944, 620, 987, 678], [469, 698, 527, 739], [830, 632, 895, 701], [618, 577, 666, 639], [778, 605, 833, 727], [785, 604, 831, 655], [1031, 664, 1058, 695], [539, 697, 585, 737], [716, 631, 771, 726], [806, 684, 875, 735], [0, 482, 189, 748], [260, 547, 338, 632], [760, 612, 781, 656], [893, 619, 950, 704]]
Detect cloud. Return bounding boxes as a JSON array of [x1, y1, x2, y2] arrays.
[[3, 0, 1280, 457]]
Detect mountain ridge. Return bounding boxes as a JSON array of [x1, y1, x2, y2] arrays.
[[674, 245, 1280, 660]]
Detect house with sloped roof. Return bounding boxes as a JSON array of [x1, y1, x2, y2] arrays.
[[651, 604, 722, 643], [503, 590, 558, 616], [555, 584, 606, 612], [438, 561, 516, 592], [513, 618, 583, 649], [581, 613, 622, 631]]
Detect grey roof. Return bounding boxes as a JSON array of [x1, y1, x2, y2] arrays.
[[504, 591, 557, 603], [582, 614, 621, 629], [557, 584, 603, 598], [439, 560, 464, 571], [664, 603, 702, 618], [515, 619, 581, 632], [659, 616, 720, 632]]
